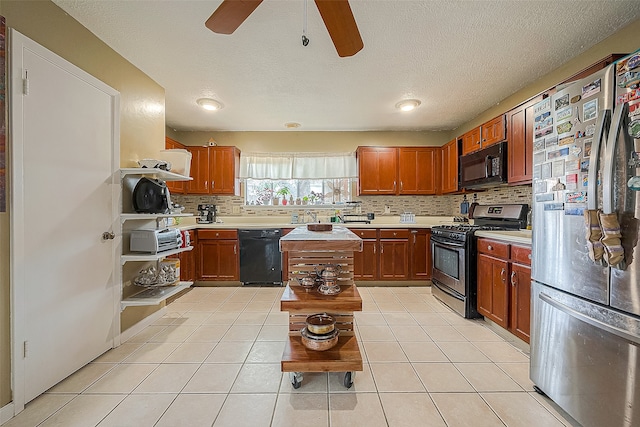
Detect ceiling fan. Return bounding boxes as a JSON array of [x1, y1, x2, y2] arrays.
[[205, 0, 364, 57]]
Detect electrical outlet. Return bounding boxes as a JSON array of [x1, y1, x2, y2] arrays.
[[232, 206, 241, 214], [384, 205, 391, 214]]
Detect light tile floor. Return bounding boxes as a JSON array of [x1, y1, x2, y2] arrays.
[[5, 286, 581, 427]]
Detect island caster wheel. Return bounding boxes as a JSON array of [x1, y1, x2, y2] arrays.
[[344, 371, 355, 389], [290, 372, 303, 389]]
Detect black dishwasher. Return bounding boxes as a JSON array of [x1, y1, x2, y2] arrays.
[[238, 229, 283, 285]]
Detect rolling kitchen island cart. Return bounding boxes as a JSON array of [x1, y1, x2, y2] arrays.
[[279, 225, 363, 389]]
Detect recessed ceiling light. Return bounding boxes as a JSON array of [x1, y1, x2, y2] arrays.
[[284, 122, 301, 129], [395, 99, 421, 112], [197, 98, 223, 111]]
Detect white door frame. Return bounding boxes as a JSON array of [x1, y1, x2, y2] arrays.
[[9, 29, 121, 414]]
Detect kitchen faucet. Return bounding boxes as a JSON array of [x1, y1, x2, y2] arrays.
[[305, 210, 318, 223]]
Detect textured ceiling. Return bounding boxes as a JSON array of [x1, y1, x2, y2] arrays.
[[53, 0, 640, 132]]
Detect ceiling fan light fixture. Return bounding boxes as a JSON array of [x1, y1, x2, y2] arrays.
[[284, 122, 301, 129], [197, 98, 223, 111], [395, 99, 421, 112]]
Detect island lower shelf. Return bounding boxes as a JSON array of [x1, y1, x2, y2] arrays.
[[281, 334, 362, 373]]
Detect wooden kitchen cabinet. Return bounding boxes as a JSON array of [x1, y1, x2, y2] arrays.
[[461, 127, 482, 155], [506, 94, 545, 184], [357, 147, 398, 195], [165, 137, 186, 194], [379, 229, 409, 280], [196, 229, 239, 280], [398, 147, 439, 195], [180, 230, 196, 281], [477, 238, 531, 342], [186, 146, 210, 194], [480, 115, 506, 148], [410, 229, 431, 280], [460, 115, 506, 156], [209, 146, 241, 195], [281, 228, 294, 280], [350, 229, 378, 281], [440, 138, 459, 194]]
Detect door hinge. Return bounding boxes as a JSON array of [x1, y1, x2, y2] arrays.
[[23, 70, 29, 95], [23, 340, 28, 358]]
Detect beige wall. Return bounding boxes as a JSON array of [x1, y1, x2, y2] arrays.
[[167, 130, 451, 151], [0, 0, 167, 407]]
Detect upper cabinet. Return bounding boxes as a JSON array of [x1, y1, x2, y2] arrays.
[[439, 139, 459, 194], [184, 146, 241, 195], [461, 114, 506, 155], [506, 95, 545, 184], [357, 147, 398, 195], [397, 147, 439, 195], [357, 146, 439, 196]]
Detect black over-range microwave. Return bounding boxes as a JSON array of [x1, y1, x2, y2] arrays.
[[459, 141, 507, 189]]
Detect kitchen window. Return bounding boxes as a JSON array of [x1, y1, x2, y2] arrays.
[[240, 152, 357, 206]]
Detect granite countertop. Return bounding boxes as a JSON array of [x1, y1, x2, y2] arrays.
[[176, 215, 457, 231], [475, 229, 532, 245]]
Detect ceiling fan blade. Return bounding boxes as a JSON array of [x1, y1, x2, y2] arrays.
[[314, 0, 363, 57], [205, 0, 263, 34]]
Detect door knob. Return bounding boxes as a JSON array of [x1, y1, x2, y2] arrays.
[[102, 231, 115, 240]]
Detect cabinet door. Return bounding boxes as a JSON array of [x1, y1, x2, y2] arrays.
[[187, 146, 210, 194], [410, 229, 431, 279], [507, 96, 543, 184], [357, 147, 398, 195], [165, 137, 185, 194], [477, 254, 509, 328], [281, 228, 294, 281], [398, 148, 438, 195], [510, 262, 531, 343], [481, 115, 506, 147], [353, 239, 377, 280], [198, 239, 239, 280], [179, 230, 196, 282], [210, 146, 240, 195], [440, 139, 459, 194], [461, 127, 482, 155], [379, 240, 409, 279]]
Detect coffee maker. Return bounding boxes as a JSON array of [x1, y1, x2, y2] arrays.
[[197, 204, 217, 224]]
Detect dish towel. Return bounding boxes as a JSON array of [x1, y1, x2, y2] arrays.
[[584, 209, 604, 263], [598, 212, 625, 269]]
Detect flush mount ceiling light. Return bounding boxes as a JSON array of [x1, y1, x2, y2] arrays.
[[395, 99, 421, 112], [197, 98, 223, 111], [284, 122, 301, 129]]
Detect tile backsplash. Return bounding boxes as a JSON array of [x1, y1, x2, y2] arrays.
[[171, 185, 532, 217]]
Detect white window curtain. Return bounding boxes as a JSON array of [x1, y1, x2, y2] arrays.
[[240, 152, 357, 179]]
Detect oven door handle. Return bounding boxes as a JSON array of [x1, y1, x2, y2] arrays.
[[431, 235, 465, 248]]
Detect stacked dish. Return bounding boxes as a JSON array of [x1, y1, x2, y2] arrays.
[[301, 313, 339, 351]]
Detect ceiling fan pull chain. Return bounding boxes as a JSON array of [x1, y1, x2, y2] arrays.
[[302, 0, 310, 46]]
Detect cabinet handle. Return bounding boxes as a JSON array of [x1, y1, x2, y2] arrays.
[[400, 181, 403, 191], [528, 253, 532, 260], [393, 181, 397, 191], [374, 244, 376, 254], [380, 243, 384, 254], [413, 235, 416, 244], [510, 271, 517, 286], [234, 244, 237, 255], [500, 268, 506, 282], [487, 245, 493, 251]]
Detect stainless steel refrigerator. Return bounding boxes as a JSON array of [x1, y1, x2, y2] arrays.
[[530, 51, 640, 427]]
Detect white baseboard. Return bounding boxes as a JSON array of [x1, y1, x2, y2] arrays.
[[119, 306, 167, 344], [0, 402, 15, 425]]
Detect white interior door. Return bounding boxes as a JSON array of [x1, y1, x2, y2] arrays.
[[10, 30, 120, 406]]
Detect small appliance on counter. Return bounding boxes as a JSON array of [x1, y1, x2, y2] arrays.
[[342, 213, 374, 223], [130, 228, 182, 254], [132, 177, 172, 214], [197, 204, 217, 224]]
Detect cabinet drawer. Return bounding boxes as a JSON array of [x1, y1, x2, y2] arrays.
[[197, 229, 238, 240], [350, 228, 377, 239], [379, 229, 410, 239], [511, 245, 532, 265], [477, 239, 509, 258]]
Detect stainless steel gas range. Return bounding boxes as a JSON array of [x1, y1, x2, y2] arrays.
[[431, 204, 529, 318]]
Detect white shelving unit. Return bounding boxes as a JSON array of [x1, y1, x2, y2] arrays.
[[120, 168, 193, 309]]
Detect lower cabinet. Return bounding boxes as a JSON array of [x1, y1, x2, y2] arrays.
[[477, 238, 531, 343], [197, 229, 239, 280], [349, 228, 430, 281], [281, 228, 294, 281]]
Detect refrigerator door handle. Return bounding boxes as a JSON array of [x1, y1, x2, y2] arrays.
[[539, 292, 640, 346], [587, 109, 611, 210], [602, 103, 629, 214]]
